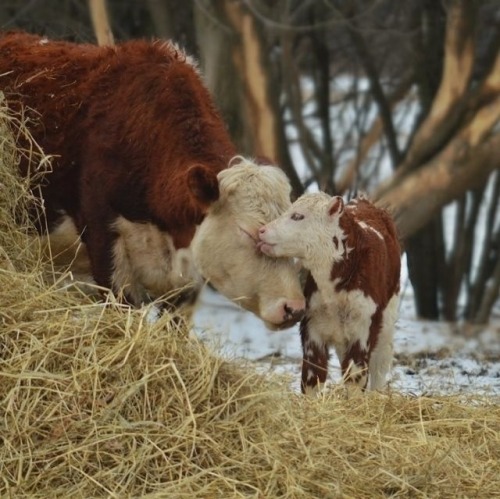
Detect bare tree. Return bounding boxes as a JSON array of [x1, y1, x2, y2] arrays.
[[375, 1, 499, 236], [235, 0, 499, 322], [372, 0, 499, 322], [2, 0, 499, 323], [194, 0, 302, 193]]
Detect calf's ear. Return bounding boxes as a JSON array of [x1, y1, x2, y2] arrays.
[[328, 196, 344, 217], [187, 164, 220, 209]]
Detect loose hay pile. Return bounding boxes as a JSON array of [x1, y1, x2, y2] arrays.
[[1, 96, 499, 498]]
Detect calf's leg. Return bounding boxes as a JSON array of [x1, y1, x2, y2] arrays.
[[369, 295, 399, 390], [300, 318, 329, 395], [340, 339, 369, 391]]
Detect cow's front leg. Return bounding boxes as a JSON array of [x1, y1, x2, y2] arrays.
[[300, 318, 329, 395], [81, 217, 129, 303], [80, 205, 142, 306]]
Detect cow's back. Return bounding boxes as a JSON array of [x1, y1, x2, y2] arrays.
[[0, 32, 235, 170], [0, 31, 237, 231], [0, 32, 106, 162]]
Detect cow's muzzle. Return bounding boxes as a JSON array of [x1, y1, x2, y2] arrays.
[[264, 298, 306, 330]]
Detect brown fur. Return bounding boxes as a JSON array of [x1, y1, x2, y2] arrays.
[[333, 199, 401, 303], [0, 31, 236, 303]]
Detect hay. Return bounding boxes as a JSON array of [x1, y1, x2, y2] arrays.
[[1, 96, 499, 498]]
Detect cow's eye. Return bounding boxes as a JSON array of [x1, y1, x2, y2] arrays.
[[291, 213, 304, 221]]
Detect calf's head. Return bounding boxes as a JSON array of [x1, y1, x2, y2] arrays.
[[189, 158, 305, 330], [258, 192, 347, 266]]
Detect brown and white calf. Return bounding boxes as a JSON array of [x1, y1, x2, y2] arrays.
[[258, 193, 401, 394]]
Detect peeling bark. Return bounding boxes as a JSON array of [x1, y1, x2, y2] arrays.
[[224, 2, 278, 161], [383, 0, 478, 184], [377, 131, 499, 240]]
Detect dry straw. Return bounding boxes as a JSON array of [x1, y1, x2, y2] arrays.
[[1, 93, 499, 498]]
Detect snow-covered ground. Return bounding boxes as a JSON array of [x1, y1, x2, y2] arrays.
[[192, 267, 500, 397]]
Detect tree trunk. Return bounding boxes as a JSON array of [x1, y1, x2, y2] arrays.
[[406, 218, 446, 319], [474, 233, 500, 324], [146, 1, 197, 56], [194, 0, 302, 194], [194, 1, 246, 150], [145, 0, 173, 39], [88, 0, 114, 46], [223, 1, 279, 161], [467, 172, 500, 321]]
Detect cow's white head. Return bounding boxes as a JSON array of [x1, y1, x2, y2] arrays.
[[189, 157, 305, 329]]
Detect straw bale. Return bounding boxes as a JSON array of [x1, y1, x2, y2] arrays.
[[1, 95, 499, 498]]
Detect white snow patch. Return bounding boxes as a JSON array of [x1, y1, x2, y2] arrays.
[[193, 280, 500, 397]]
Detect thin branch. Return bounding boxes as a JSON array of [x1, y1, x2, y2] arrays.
[[242, 0, 357, 33], [310, 10, 336, 192], [243, 0, 414, 35], [280, 32, 321, 183], [1, 0, 40, 29], [194, 0, 232, 35], [345, 17, 402, 168], [337, 74, 413, 192]]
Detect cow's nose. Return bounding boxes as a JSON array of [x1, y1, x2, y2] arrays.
[[258, 226, 266, 236], [261, 297, 306, 330], [283, 299, 306, 323]]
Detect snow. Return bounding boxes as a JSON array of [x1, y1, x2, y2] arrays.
[[192, 269, 500, 397]]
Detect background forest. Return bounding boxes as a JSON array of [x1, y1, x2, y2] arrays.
[[1, 0, 499, 325]]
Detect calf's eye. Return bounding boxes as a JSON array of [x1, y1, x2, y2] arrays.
[[291, 213, 305, 221]]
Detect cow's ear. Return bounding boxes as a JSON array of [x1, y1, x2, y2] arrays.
[[187, 164, 220, 208], [328, 196, 344, 217], [216, 167, 239, 198]]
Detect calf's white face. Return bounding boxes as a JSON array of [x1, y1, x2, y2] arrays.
[[258, 193, 347, 269], [191, 160, 306, 330]]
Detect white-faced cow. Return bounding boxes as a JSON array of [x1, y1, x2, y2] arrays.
[[258, 193, 401, 394], [0, 31, 305, 328], [192, 158, 305, 329]]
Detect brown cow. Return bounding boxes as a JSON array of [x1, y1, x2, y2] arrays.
[[0, 31, 305, 328], [258, 194, 401, 393]]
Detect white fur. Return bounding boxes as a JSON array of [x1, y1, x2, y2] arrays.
[[306, 286, 377, 391], [258, 193, 349, 271], [343, 360, 368, 387], [191, 158, 305, 329], [369, 293, 399, 390], [307, 288, 376, 353], [357, 221, 384, 240], [112, 216, 201, 304], [41, 215, 90, 275]]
